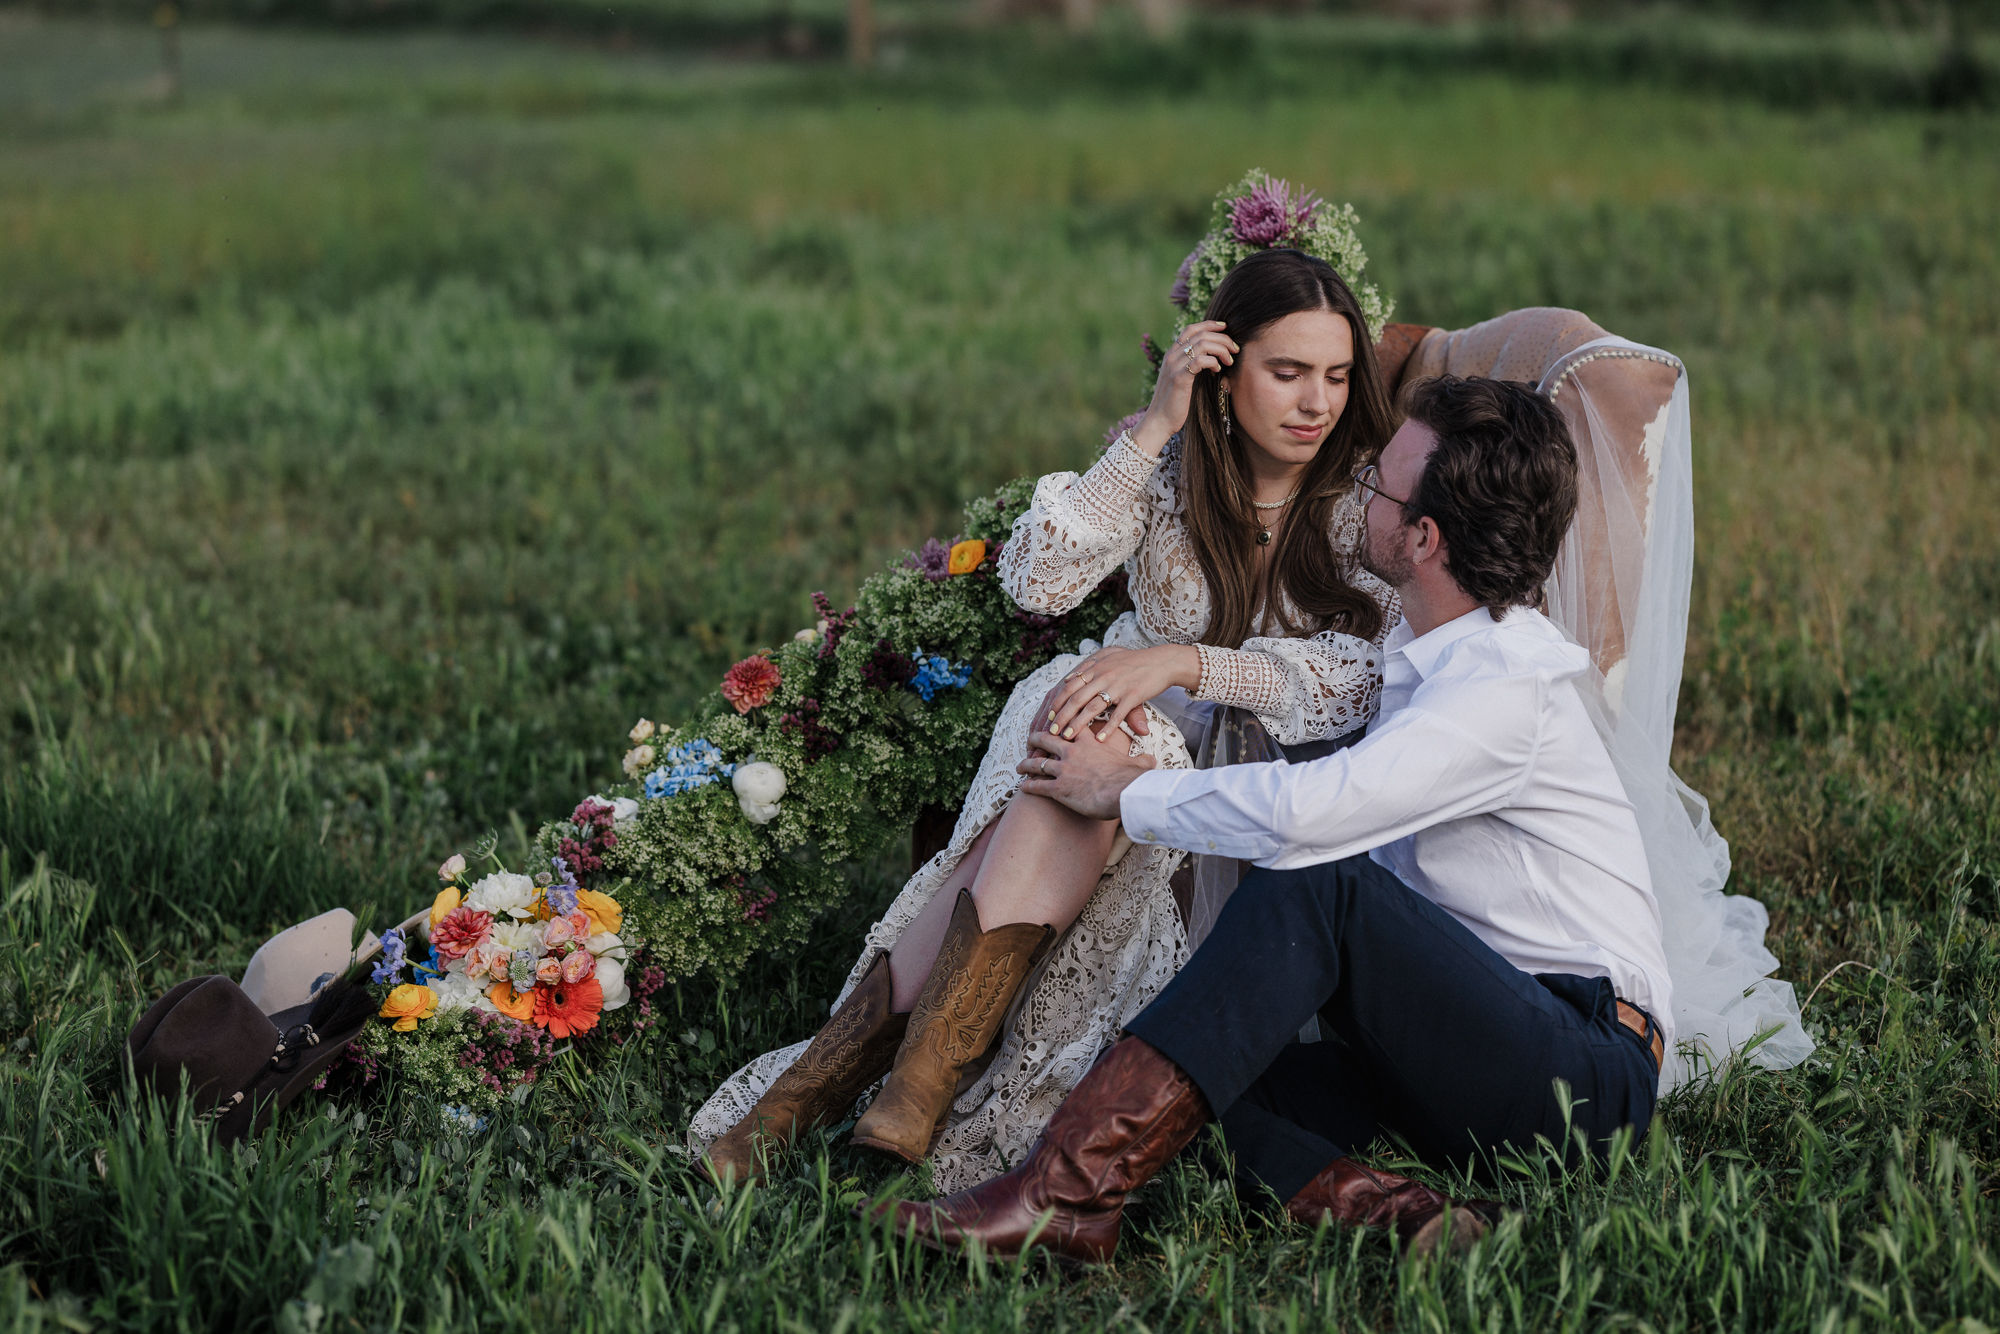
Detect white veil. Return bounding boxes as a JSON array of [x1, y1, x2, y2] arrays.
[[1539, 335, 1815, 1090]]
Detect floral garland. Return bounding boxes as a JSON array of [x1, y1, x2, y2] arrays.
[[345, 483, 1128, 1113], [342, 170, 1388, 1118]]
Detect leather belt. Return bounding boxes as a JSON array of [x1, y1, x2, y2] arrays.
[[1615, 999, 1664, 1071]]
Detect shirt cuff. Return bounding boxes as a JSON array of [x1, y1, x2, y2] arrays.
[[1119, 767, 1182, 851]]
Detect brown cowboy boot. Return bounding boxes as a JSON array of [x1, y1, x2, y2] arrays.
[[703, 953, 909, 1186], [1285, 1157, 1505, 1257], [850, 890, 1055, 1162], [884, 1036, 1211, 1263]]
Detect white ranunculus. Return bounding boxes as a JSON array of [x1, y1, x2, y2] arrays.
[[629, 718, 656, 744], [733, 761, 787, 825], [595, 955, 630, 1011], [437, 853, 467, 882], [621, 744, 656, 779], [585, 931, 625, 959], [793, 626, 818, 644], [466, 871, 537, 920]]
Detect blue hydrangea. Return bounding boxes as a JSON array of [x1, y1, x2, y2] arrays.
[[411, 946, 444, 986], [370, 928, 408, 985], [908, 652, 973, 702], [441, 1104, 491, 1134], [643, 738, 738, 800]]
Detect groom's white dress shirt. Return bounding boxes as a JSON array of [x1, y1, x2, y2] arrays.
[[1120, 605, 1675, 1036]]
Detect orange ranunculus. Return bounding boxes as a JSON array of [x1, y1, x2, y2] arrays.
[[532, 976, 605, 1040], [430, 885, 461, 929], [486, 981, 537, 1023], [576, 889, 623, 936], [379, 983, 438, 1032], [948, 539, 987, 575]]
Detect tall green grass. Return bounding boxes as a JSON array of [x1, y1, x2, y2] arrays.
[[0, 14, 1996, 1330]]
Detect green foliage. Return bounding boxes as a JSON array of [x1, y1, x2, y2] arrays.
[[0, 14, 1997, 1331]]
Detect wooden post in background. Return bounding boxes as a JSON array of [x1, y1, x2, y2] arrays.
[[849, 0, 876, 67]]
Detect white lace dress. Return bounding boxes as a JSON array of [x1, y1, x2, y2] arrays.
[[688, 433, 1400, 1192]]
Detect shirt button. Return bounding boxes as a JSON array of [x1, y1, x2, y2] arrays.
[[1142, 830, 1156, 842], [1206, 840, 1217, 851]]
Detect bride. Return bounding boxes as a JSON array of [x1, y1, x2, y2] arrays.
[[692, 247, 1403, 1191]]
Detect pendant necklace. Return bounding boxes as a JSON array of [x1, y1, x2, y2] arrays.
[[1253, 487, 1300, 546]]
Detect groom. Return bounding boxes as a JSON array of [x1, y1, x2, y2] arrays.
[[883, 374, 1673, 1261]]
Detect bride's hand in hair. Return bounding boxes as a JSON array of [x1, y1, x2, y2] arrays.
[[1043, 645, 1201, 743], [1130, 321, 1238, 457]]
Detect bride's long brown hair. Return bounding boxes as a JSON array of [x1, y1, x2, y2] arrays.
[[1181, 249, 1393, 649]]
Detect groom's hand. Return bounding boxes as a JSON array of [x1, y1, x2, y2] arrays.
[[1017, 728, 1156, 822]]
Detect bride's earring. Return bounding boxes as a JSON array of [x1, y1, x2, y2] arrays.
[[1219, 384, 1233, 438]]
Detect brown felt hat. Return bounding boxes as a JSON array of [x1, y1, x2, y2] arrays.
[[126, 974, 371, 1145]]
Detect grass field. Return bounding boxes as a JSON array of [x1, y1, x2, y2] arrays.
[[2, 10, 1997, 1330]]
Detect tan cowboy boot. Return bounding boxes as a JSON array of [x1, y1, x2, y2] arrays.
[[849, 890, 1054, 1163], [883, 1036, 1211, 1263], [1285, 1157, 1505, 1257], [703, 953, 908, 1186]]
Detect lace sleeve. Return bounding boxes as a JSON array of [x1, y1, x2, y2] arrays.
[[999, 432, 1159, 616], [1189, 518, 1401, 745], [1192, 632, 1384, 746]]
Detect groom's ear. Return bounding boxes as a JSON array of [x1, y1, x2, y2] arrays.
[[1412, 513, 1447, 566]]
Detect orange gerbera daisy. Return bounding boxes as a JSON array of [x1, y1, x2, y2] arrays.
[[531, 976, 605, 1039]]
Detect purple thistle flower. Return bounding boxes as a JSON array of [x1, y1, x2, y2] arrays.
[[906, 538, 951, 582], [1169, 243, 1203, 306], [1103, 410, 1147, 446], [1228, 176, 1323, 247]]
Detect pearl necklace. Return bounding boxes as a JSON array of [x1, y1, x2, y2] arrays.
[[1253, 487, 1299, 546]]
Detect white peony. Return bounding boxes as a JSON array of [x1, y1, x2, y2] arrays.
[[589, 793, 641, 826], [585, 931, 625, 959], [466, 871, 537, 920], [733, 761, 787, 825], [629, 718, 656, 744], [489, 920, 543, 953], [594, 955, 630, 1011]]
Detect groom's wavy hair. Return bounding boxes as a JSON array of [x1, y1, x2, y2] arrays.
[[1183, 248, 1392, 649], [1399, 375, 1578, 613]]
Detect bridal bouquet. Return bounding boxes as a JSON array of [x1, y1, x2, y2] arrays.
[[339, 169, 1386, 1115]]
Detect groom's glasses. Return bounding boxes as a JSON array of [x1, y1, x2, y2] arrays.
[[1353, 465, 1410, 509]]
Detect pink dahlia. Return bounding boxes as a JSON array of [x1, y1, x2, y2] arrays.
[[720, 654, 781, 713], [430, 906, 494, 961], [1229, 176, 1323, 247]]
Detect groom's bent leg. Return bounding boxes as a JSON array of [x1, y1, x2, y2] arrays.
[[1124, 856, 1658, 1198]]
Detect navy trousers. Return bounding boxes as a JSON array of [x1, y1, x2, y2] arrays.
[[1125, 854, 1660, 1205]]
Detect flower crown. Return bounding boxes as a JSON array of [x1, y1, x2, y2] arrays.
[[1131, 169, 1393, 414]]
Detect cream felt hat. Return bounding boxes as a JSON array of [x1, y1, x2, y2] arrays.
[[239, 908, 380, 1016]]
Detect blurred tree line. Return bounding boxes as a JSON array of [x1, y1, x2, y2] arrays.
[[16, 0, 1991, 108]]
